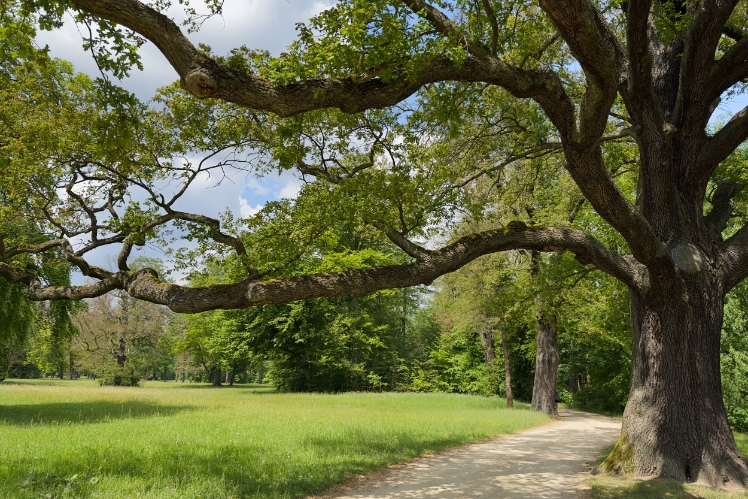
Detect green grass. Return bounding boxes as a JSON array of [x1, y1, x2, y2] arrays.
[[588, 433, 748, 498], [0, 379, 548, 499]]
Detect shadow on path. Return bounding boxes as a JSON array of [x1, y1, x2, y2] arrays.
[[317, 409, 621, 499]]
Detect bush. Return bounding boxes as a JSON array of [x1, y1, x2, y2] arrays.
[[98, 364, 140, 387]]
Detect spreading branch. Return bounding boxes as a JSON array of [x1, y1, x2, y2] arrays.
[[21, 225, 647, 312]]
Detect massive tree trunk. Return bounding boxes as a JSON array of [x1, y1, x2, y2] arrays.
[[531, 313, 560, 416], [605, 269, 748, 486]]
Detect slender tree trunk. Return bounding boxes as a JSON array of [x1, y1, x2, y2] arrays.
[[351, 294, 360, 364], [605, 276, 748, 486], [476, 320, 496, 365], [0, 339, 9, 382], [531, 313, 559, 416], [212, 368, 222, 386], [114, 292, 129, 387], [500, 322, 513, 409], [114, 337, 127, 386]]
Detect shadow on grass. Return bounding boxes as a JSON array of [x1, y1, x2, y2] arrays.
[[1, 379, 92, 387], [141, 382, 277, 393], [0, 401, 195, 426]]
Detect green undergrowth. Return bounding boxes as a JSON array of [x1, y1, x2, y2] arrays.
[[0, 379, 548, 499], [588, 433, 748, 498]]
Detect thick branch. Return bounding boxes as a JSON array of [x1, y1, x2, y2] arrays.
[[0, 262, 36, 285], [710, 33, 748, 100], [70, 0, 574, 132], [624, 0, 661, 126], [383, 228, 432, 260], [562, 146, 667, 269], [679, 0, 737, 115], [401, 0, 490, 57], [26, 225, 646, 312], [539, 0, 625, 145], [696, 105, 748, 184], [705, 182, 742, 242], [719, 222, 748, 292], [480, 0, 499, 55], [539, 0, 624, 88], [168, 211, 260, 279], [4, 239, 67, 259]]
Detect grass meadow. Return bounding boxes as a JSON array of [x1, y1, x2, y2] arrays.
[[0, 379, 549, 499]]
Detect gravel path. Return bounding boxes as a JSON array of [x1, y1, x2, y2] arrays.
[[316, 409, 621, 499]]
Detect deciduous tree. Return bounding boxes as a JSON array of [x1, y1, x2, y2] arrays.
[[5, 0, 748, 486]]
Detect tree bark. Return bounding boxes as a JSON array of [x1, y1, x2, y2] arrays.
[[212, 368, 222, 387], [531, 313, 560, 416], [604, 275, 748, 487], [476, 320, 496, 365], [500, 322, 513, 409]]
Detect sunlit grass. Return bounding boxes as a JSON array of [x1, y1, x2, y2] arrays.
[[0, 379, 548, 498], [588, 432, 748, 498]]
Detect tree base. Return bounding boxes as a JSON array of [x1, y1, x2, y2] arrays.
[[602, 433, 748, 489]]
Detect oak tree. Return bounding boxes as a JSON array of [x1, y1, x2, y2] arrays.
[[5, 0, 748, 487]]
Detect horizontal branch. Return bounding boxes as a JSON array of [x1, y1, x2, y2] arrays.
[[4, 239, 67, 259], [69, 0, 574, 130], [25, 225, 647, 312]]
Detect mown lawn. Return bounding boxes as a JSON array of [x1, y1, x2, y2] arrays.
[[589, 434, 748, 498], [0, 379, 548, 499]]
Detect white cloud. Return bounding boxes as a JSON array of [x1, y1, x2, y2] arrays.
[[277, 178, 303, 199], [239, 197, 264, 218], [245, 176, 271, 195]]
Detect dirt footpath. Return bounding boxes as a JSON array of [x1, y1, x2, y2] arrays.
[[316, 409, 621, 499]]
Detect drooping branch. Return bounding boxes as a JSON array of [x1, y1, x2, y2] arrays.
[[25, 224, 647, 312]]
